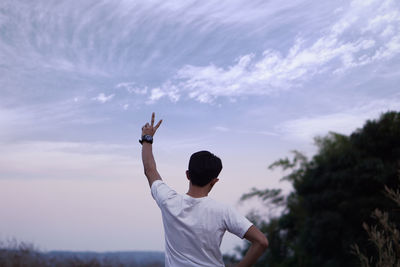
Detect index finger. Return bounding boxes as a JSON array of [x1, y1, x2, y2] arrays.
[[151, 112, 155, 127]]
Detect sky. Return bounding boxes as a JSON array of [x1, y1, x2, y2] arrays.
[[1, 0, 400, 254]]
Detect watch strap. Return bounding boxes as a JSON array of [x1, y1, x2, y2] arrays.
[[139, 134, 153, 144]]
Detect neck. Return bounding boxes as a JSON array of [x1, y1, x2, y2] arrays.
[[187, 183, 211, 198]]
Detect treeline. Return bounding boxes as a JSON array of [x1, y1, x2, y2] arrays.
[[0, 240, 163, 267], [227, 111, 400, 267]]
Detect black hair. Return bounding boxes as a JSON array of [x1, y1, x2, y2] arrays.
[[188, 151, 222, 187]]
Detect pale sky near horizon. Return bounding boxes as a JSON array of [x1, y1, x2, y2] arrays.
[[1, 0, 400, 254]]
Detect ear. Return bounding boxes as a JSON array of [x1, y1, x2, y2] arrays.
[[210, 178, 219, 187], [186, 170, 190, 181]]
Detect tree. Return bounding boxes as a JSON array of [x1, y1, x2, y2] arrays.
[[233, 111, 400, 266]]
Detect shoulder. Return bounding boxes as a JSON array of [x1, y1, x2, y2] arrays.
[[213, 200, 252, 238], [150, 179, 166, 191], [151, 180, 179, 206]]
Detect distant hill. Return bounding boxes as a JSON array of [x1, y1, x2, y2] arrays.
[[1, 239, 165, 266], [45, 250, 165, 266]]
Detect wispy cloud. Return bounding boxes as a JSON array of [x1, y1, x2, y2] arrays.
[[147, 0, 400, 104], [116, 82, 148, 95], [214, 126, 230, 132], [214, 126, 278, 136], [92, 93, 115, 104], [276, 95, 400, 142], [0, 141, 138, 180], [0, 100, 108, 143], [0, 0, 298, 81], [7, 0, 397, 108], [146, 86, 180, 104], [118, 0, 303, 32]]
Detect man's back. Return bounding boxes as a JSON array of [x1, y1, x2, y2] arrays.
[[140, 113, 268, 267], [151, 180, 252, 267]]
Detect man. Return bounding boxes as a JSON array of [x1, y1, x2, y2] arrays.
[[140, 113, 268, 267]]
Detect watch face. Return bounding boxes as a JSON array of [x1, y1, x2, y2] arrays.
[[144, 135, 153, 141]]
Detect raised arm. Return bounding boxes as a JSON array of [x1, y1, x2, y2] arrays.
[[140, 112, 163, 187]]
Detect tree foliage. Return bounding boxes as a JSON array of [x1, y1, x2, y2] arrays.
[[233, 111, 400, 266]]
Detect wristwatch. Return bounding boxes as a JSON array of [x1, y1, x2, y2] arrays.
[[139, 134, 153, 145]]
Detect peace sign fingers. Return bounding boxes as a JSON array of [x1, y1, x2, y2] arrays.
[[142, 112, 162, 137]]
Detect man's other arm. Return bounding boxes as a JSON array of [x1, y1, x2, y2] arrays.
[[141, 112, 163, 188], [237, 225, 269, 267]]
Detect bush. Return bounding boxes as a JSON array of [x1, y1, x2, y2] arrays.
[[351, 178, 400, 267]]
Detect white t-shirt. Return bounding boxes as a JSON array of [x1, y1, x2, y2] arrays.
[[151, 180, 252, 267]]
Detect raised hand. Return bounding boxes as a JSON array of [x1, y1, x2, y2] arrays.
[[142, 112, 162, 137]]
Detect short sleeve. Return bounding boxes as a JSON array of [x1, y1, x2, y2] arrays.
[[151, 180, 177, 207], [224, 206, 253, 239]]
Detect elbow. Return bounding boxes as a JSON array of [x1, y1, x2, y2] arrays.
[[258, 236, 269, 251], [263, 238, 269, 250]]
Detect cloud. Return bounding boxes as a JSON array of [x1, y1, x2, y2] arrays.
[[116, 82, 148, 95], [214, 126, 230, 132], [148, 0, 400, 104], [276, 96, 400, 142], [5, 0, 397, 108], [0, 0, 300, 83], [118, 0, 302, 32], [147, 88, 165, 103], [0, 101, 108, 143], [146, 86, 180, 104], [92, 93, 115, 103], [214, 126, 278, 136], [0, 141, 138, 180]]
